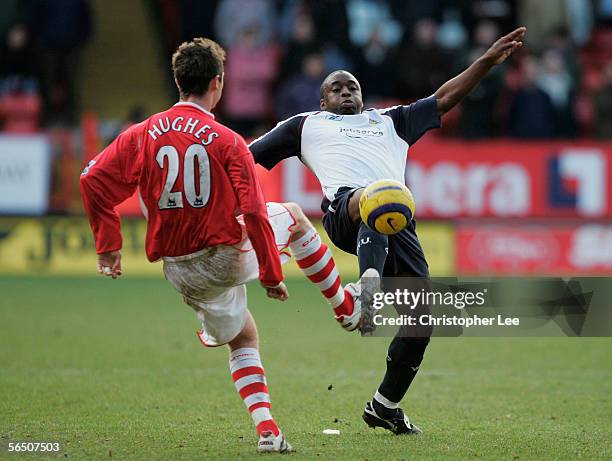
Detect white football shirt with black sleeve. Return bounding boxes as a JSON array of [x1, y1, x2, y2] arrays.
[[250, 96, 441, 278], [249, 95, 441, 201]]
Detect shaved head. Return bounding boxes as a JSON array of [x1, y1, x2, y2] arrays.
[[319, 70, 364, 115], [319, 70, 359, 98]]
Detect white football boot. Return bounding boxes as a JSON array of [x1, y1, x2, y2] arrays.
[[337, 281, 361, 331], [336, 268, 381, 333], [257, 431, 293, 453], [357, 268, 381, 336]]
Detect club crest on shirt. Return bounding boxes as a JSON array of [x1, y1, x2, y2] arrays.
[[81, 160, 96, 176]]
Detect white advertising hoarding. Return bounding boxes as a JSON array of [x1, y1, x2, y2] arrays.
[[0, 135, 51, 215]]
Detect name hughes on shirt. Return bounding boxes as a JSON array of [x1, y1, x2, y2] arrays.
[[147, 116, 219, 145]]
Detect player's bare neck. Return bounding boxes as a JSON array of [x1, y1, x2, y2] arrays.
[[182, 95, 214, 114]]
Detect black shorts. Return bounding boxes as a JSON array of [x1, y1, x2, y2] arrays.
[[321, 187, 430, 278]]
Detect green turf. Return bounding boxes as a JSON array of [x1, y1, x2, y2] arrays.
[[0, 276, 610, 460]]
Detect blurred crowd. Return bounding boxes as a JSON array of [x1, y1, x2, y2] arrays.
[[158, 0, 612, 139], [2, 0, 612, 140], [0, 0, 91, 130]]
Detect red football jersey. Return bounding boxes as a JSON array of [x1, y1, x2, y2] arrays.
[[80, 102, 283, 286]]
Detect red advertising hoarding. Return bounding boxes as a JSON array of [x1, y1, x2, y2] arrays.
[[408, 138, 612, 219], [457, 224, 612, 275]]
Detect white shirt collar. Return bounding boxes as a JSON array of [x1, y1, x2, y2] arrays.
[[174, 101, 215, 118]]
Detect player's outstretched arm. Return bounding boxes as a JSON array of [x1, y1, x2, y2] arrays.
[[434, 26, 526, 116]]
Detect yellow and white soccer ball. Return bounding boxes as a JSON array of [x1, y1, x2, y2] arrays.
[[359, 179, 415, 235]]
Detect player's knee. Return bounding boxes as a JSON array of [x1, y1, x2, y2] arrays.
[[284, 202, 313, 235], [229, 334, 257, 350], [228, 313, 259, 349]]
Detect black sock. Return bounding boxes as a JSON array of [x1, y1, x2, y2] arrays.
[[374, 336, 430, 417], [357, 223, 388, 277]]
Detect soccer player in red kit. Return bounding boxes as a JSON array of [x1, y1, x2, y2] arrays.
[[80, 38, 364, 453]]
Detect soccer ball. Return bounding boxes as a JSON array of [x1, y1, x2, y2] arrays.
[[359, 179, 415, 235]]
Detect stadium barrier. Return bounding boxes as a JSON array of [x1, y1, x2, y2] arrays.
[[1, 216, 609, 277], [2, 136, 611, 276], [0, 135, 51, 215], [0, 217, 454, 278]]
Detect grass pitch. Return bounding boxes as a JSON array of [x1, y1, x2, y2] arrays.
[[0, 276, 610, 460]]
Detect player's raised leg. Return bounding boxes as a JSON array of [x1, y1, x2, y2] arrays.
[[228, 310, 292, 453], [282, 202, 362, 331], [348, 189, 388, 278], [347, 189, 384, 334]]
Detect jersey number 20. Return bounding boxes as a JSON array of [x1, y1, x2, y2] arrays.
[[156, 144, 210, 209]]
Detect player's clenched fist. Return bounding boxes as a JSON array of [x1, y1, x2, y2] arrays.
[[97, 251, 122, 279], [263, 281, 289, 301], [483, 26, 526, 65]]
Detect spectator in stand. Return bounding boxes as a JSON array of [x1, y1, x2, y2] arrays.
[[436, 7, 469, 52], [459, 21, 505, 138], [354, 26, 398, 101], [278, 0, 311, 42], [0, 23, 41, 132], [473, 20, 502, 54], [214, 0, 276, 49], [537, 48, 576, 137], [396, 18, 450, 100], [565, 0, 594, 46], [278, 12, 319, 82], [179, 0, 219, 43], [346, 0, 403, 49], [279, 0, 355, 72], [544, 26, 581, 82], [0, 24, 37, 92], [223, 27, 279, 136], [305, 0, 354, 60], [279, 1, 354, 75], [598, 0, 612, 23], [346, 0, 402, 101], [472, 0, 518, 33], [519, 0, 593, 51], [389, 0, 445, 32], [276, 52, 325, 120], [509, 55, 557, 138], [593, 61, 612, 138], [29, 0, 92, 126], [0, 0, 25, 40]]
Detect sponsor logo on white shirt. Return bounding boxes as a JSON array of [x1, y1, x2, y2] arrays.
[[339, 127, 383, 138]]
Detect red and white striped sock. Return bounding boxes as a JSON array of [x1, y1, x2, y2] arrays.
[[289, 229, 354, 320], [229, 347, 280, 436]]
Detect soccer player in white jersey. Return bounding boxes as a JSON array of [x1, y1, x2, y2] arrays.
[[250, 27, 526, 435]]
